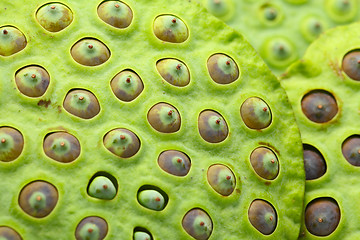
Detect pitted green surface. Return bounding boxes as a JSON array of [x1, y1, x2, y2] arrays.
[[282, 22, 360, 239], [0, 0, 304, 239], [201, 0, 360, 75]]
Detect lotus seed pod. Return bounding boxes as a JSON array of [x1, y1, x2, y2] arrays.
[[137, 189, 166, 211], [156, 58, 190, 87], [301, 90, 338, 123], [63, 89, 100, 119], [103, 128, 140, 158], [36, 3, 73, 32], [207, 53, 239, 84], [0, 226, 22, 240], [207, 164, 235, 196], [110, 70, 144, 101], [157, 150, 191, 176], [182, 208, 213, 240], [248, 199, 277, 235], [0, 26, 26, 56], [88, 176, 117, 200], [75, 216, 108, 240], [250, 147, 279, 180], [97, 1, 133, 29], [134, 231, 152, 240], [0, 127, 24, 162], [305, 198, 340, 236], [153, 15, 189, 43], [342, 135, 360, 166], [198, 110, 228, 143], [342, 50, 360, 81], [15, 65, 50, 97], [43, 132, 80, 163], [240, 97, 272, 130], [18, 181, 58, 218], [147, 103, 181, 133], [303, 144, 326, 180], [71, 38, 110, 66]]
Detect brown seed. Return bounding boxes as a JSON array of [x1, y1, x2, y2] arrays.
[[342, 50, 360, 81], [207, 164, 236, 196], [15, 65, 50, 97], [103, 128, 140, 158], [207, 53, 239, 84], [0, 26, 27, 56], [250, 147, 279, 180], [0, 127, 24, 162], [97, 1, 133, 28], [342, 135, 360, 166], [71, 38, 110, 67], [110, 70, 144, 102], [63, 89, 100, 119], [0, 226, 22, 240], [147, 103, 181, 133], [158, 150, 191, 176], [182, 208, 213, 240], [75, 216, 108, 240], [36, 3, 73, 32], [248, 199, 277, 235], [43, 132, 81, 163], [153, 15, 189, 43], [303, 144, 326, 180], [240, 97, 272, 129], [198, 110, 228, 143]]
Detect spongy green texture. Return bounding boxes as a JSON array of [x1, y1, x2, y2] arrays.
[[282, 22, 360, 239], [201, 0, 360, 75], [0, 0, 304, 239]]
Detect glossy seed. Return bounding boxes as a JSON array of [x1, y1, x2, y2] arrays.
[[138, 189, 166, 211], [75, 216, 108, 240], [134, 231, 152, 240], [305, 198, 340, 236], [110, 70, 144, 101], [301, 90, 338, 123], [63, 89, 100, 119], [182, 208, 213, 240], [18, 181, 58, 218], [71, 38, 110, 66], [43, 132, 80, 163], [36, 3, 73, 32], [342, 135, 360, 166], [0, 226, 22, 240], [97, 1, 133, 28], [158, 150, 191, 176], [0, 127, 24, 162], [15, 65, 50, 97], [103, 128, 140, 158], [0, 26, 27, 56], [198, 110, 228, 143], [207, 53, 239, 84], [153, 15, 189, 43], [156, 58, 190, 87], [147, 103, 181, 133], [250, 147, 279, 180], [88, 176, 117, 200], [342, 50, 360, 81], [207, 164, 235, 196], [248, 199, 277, 235], [303, 144, 326, 180], [240, 97, 272, 129]]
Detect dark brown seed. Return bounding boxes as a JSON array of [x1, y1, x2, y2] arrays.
[[15, 65, 50, 97], [198, 110, 228, 143], [103, 128, 140, 158], [207, 164, 235, 196], [303, 144, 326, 180], [75, 216, 108, 240], [301, 90, 338, 123], [248, 199, 277, 235], [0, 226, 22, 240], [158, 150, 191, 176], [63, 89, 100, 119], [342, 135, 360, 166], [18, 181, 58, 218], [250, 147, 279, 180], [342, 50, 360, 81], [110, 70, 143, 101], [36, 3, 73, 32], [240, 97, 272, 129], [0, 26, 27, 56], [43, 132, 81, 163], [0, 127, 24, 162], [305, 198, 340, 236], [97, 1, 133, 28], [153, 15, 189, 43], [182, 208, 213, 240], [147, 103, 181, 133], [207, 53, 239, 84], [71, 38, 110, 66]]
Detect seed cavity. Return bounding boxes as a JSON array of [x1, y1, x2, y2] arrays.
[[250, 147, 279, 180], [303, 144, 326, 180], [75, 216, 108, 240], [301, 90, 338, 123], [207, 164, 236, 196], [198, 110, 228, 143], [0, 226, 22, 240], [182, 208, 213, 240], [97, 1, 133, 28], [261, 37, 297, 68], [258, 3, 283, 25], [0, 127, 24, 162], [206, 0, 234, 20], [156, 58, 190, 87], [305, 198, 340, 236], [342, 135, 360, 166], [325, 0, 357, 23], [43, 131, 80, 163], [158, 150, 191, 176], [63, 89, 100, 119], [248, 199, 277, 235], [110, 70, 144, 102], [87, 172, 118, 200], [207, 53, 239, 84], [18, 180, 58, 218], [0, 26, 27, 56], [153, 15, 189, 43], [301, 16, 325, 42], [342, 50, 360, 81], [147, 103, 181, 133], [240, 97, 272, 130], [133, 227, 153, 240], [137, 186, 168, 211], [103, 128, 140, 158], [71, 38, 110, 66], [15, 65, 50, 97], [36, 2, 73, 32]]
